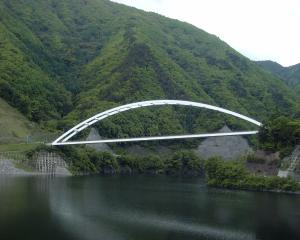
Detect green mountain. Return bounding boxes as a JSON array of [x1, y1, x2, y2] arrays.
[[256, 60, 300, 95], [0, 0, 298, 139]]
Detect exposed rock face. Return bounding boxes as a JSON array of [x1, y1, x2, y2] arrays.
[[196, 125, 252, 160], [86, 128, 113, 153]]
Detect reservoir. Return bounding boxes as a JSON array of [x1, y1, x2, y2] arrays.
[[0, 175, 299, 240]]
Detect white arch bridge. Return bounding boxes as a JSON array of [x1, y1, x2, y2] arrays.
[[51, 100, 262, 146]]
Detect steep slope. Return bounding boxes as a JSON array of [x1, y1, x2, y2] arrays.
[[0, 0, 298, 139], [256, 61, 285, 76], [256, 60, 300, 94], [0, 0, 73, 122], [196, 125, 252, 160], [0, 98, 34, 143]]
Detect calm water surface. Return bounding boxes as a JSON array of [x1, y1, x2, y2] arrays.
[[0, 175, 299, 240]]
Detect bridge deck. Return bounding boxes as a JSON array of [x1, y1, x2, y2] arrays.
[[52, 100, 262, 145], [51, 131, 258, 146]]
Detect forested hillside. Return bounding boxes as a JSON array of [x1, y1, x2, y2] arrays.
[[257, 60, 300, 96], [0, 0, 298, 140]]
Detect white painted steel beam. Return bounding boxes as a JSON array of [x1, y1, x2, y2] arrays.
[[52, 100, 262, 146], [52, 131, 258, 146]]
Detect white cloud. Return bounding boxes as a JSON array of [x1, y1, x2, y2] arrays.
[[111, 0, 300, 66]]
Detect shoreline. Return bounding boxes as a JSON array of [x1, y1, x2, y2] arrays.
[[1, 159, 299, 195], [0, 159, 71, 176], [208, 185, 300, 196]]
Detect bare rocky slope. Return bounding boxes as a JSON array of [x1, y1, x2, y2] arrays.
[[196, 125, 252, 160]]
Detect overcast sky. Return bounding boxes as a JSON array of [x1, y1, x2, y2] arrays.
[[111, 0, 300, 67]]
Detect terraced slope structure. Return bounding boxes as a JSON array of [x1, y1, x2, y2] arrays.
[[278, 146, 300, 181]]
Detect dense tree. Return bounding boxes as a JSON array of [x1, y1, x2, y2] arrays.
[[205, 157, 300, 192], [257, 61, 300, 96], [258, 116, 300, 154], [0, 0, 298, 136], [165, 150, 204, 175]]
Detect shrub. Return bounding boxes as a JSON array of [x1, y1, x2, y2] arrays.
[[204, 157, 300, 192]]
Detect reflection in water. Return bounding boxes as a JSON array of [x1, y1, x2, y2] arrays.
[[0, 176, 74, 240], [1, 176, 300, 240], [49, 179, 254, 240]]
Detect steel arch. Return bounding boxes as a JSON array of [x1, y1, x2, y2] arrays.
[[52, 100, 262, 146]]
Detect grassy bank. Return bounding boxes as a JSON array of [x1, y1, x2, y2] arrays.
[[205, 157, 300, 192], [0, 143, 41, 152], [0, 98, 35, 144]]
